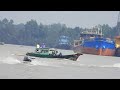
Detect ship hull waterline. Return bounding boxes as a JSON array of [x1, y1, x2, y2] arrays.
[[73, 46, 115, 56]]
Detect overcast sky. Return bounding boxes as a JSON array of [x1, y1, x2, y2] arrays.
[[0, 11, 119, 28]]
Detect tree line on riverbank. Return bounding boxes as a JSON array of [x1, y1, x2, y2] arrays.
[[0, 18, 118, 47]]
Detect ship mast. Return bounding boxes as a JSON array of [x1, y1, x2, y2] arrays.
[[117, 11, 120, 36]]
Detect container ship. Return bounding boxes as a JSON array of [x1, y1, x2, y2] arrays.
[[73, 26, 116, 56]]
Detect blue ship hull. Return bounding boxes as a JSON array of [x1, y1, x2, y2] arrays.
[[74, 38, 116, 56]]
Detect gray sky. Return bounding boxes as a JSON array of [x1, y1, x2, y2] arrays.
[[0, 11, 119, 28]]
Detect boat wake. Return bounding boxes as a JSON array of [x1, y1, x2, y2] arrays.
[[30, 60, 50, 66], [80, 63, 120, 68], [0, 56, 120, 69], [113, 63, 120, 68], [28, 59, 63, 67], [0, 57, 21, 64], [29, 60, 120, 68]]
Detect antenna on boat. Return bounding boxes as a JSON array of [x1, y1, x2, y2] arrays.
[[97, 25, 102, 37], [100, 25, 103, 36]]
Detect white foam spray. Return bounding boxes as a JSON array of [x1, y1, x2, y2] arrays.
[[113, 63, 120, 68], [0, 57, 21, 64]]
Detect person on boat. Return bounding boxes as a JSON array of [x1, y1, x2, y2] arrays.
[[52, 51, 55, 56], [59, 52, 62, 56], [41, 43, 46, 48], [36, 43, 40, 52]]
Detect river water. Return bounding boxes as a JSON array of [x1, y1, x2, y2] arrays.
[[0, 44, 120, 79]]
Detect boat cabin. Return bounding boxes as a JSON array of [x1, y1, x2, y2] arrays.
[[37, 48, 58, 55]]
